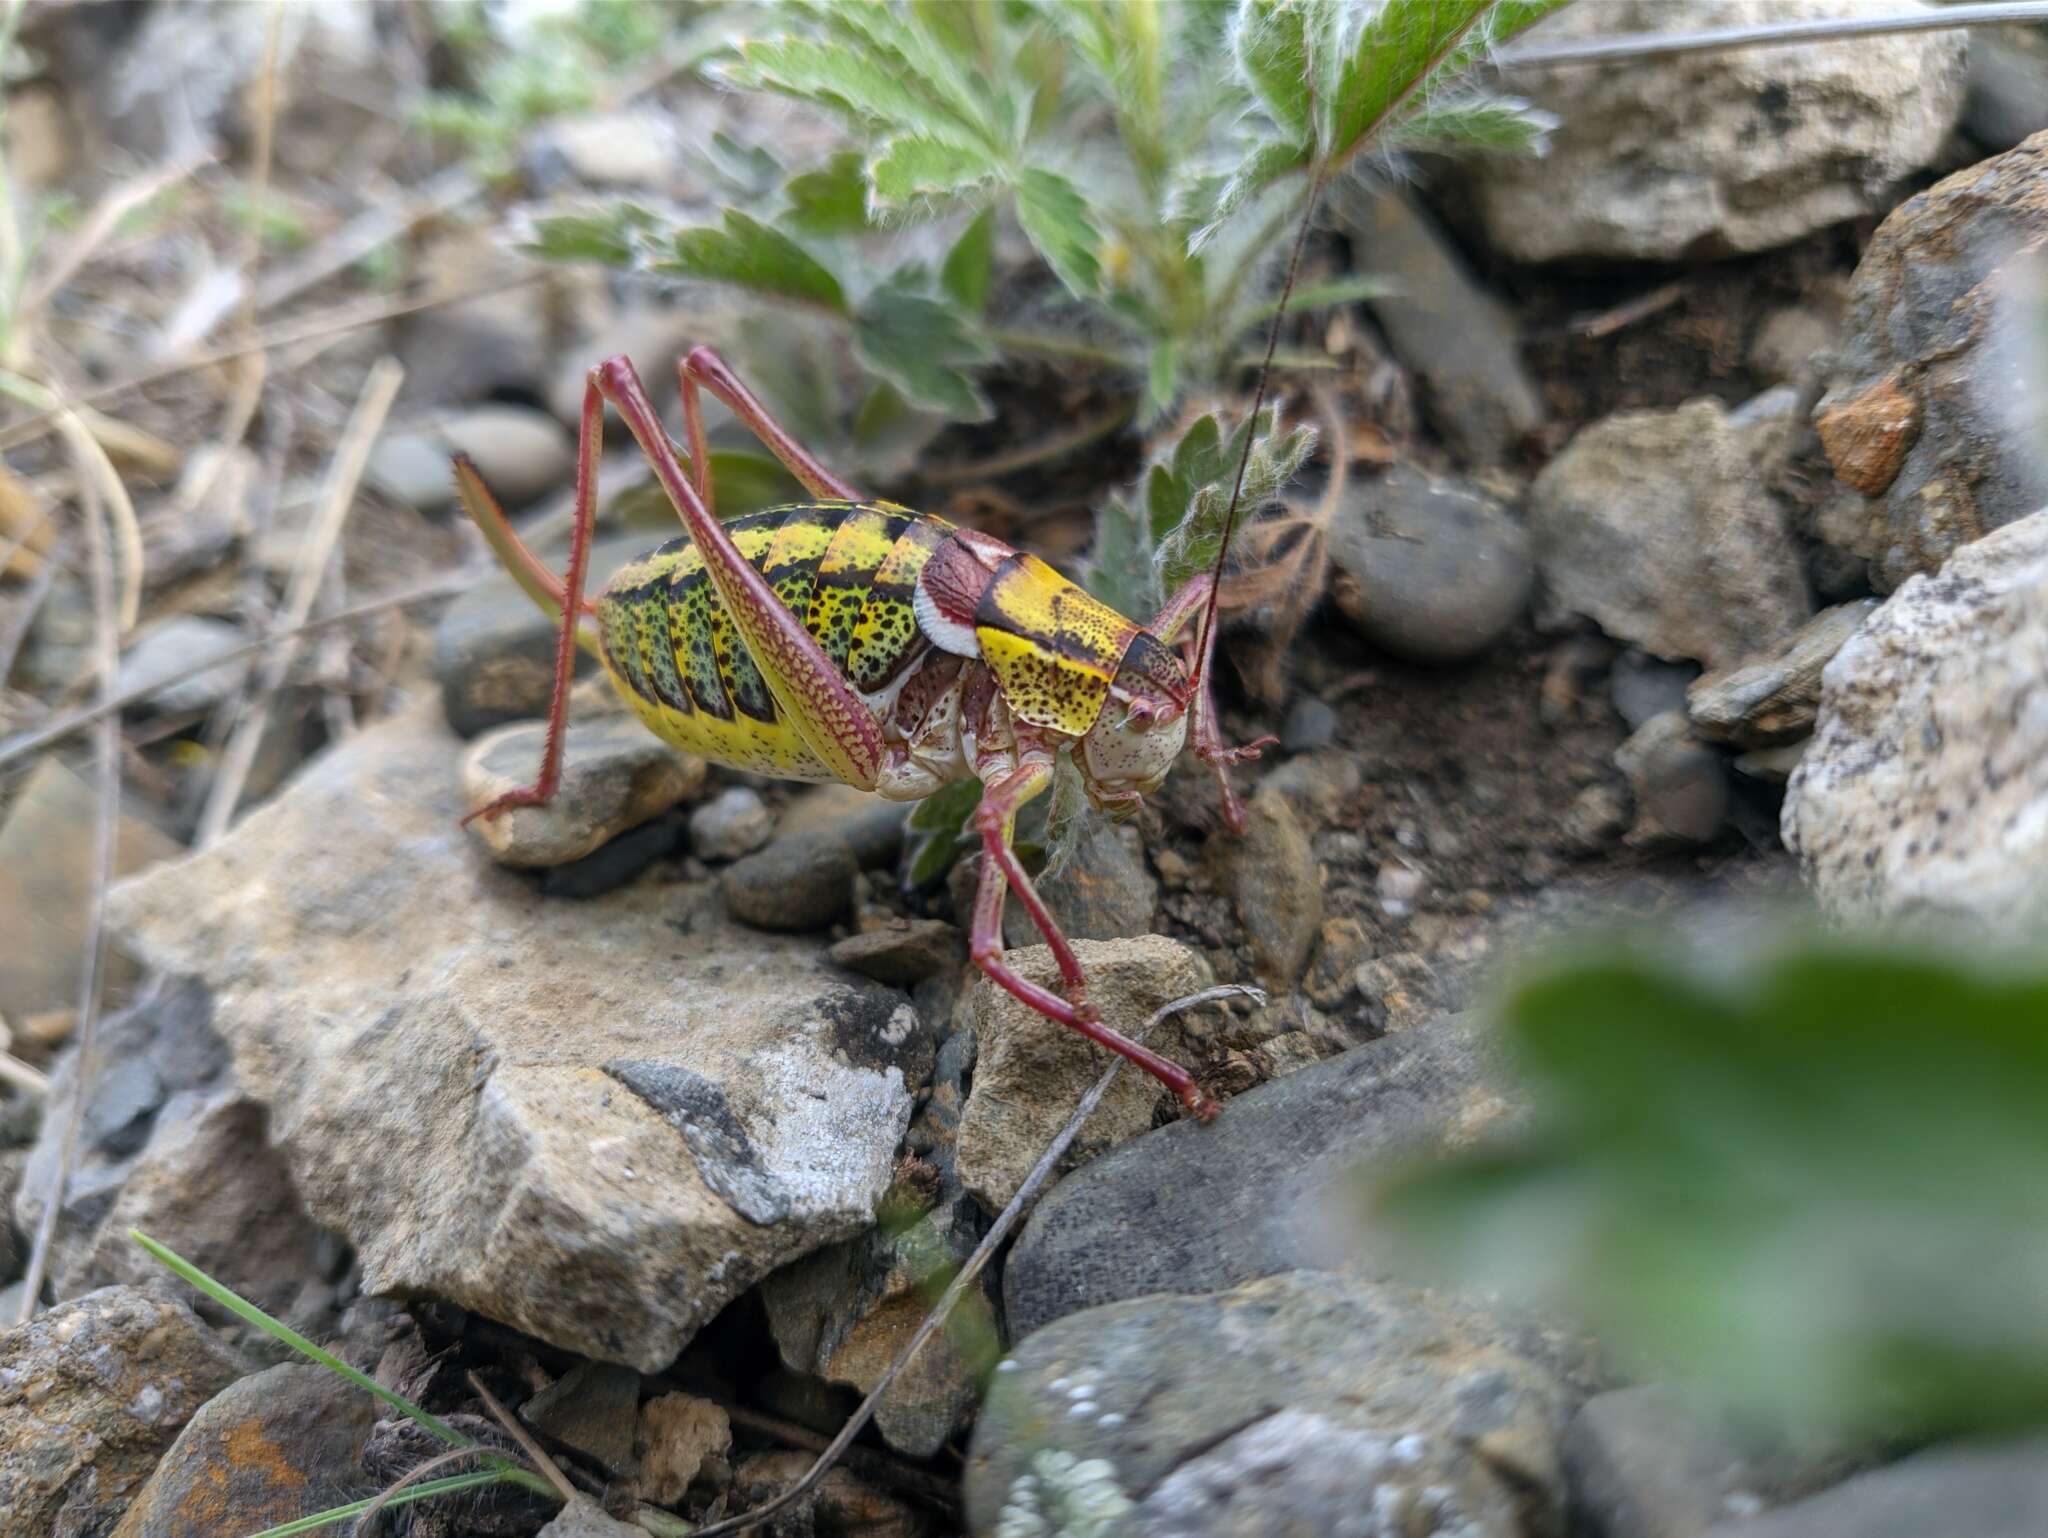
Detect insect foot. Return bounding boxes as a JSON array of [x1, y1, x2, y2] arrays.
[[954, 935, 1218, 1212]]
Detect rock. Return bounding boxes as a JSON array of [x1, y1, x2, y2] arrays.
[[1278, 696, 1337, 754], [631, 1392, 731, 1504], [723, 830, 860, 931], [371, 405, 574, 512], [1565, 1385, 1852, 1538], [1749, 304, 1842, 386], [463, 716, 706, 867], [108, 1364, 374, 1538], [981, 810, 1157, 951], [1355, 951, 1442, 1034], [776, 784, 908, 870], [16, 979, 330, 1323], [1783, 510, 2048, 924], [1340, 185, 1545, 464], [828, 921, 965, 988], [730, 1452, 925, 1538], [1562, 780, 1633, 854], [432, 536, 640, 739], [540, 813, 688, 899], [1303, 916, 1374, 1009], [1813, 132, 2048, 589], [1687, 601, 1877, 748], [0, 758, 180, 1025], [524, 1360, 641, 1473], [1615, 712, 1731, 849], [955, 936, 1211, 1214], [0, 1286, 245, 1538], [1611, 651, 1700, 734], [533, 109, 680, 189], [540, 1496, 646, 1538], [1468, 0, 1967, 262], [1002, 1015, 1504, 1340], [1215, 786, 1322, 986], [968, 1270, 1577, 1538], [1374, 856, 1426, 920], [1697, 1435, 2048, 1538], [106, 701, 934, 1370], [394, 227, 554, 410], [688, 785, 775, 862], [547, 306, 708, 429], [116, 616, 249, 713], [1963, 27, 2048, 152], [1531, 399, 1813, 671], [762, 1172, 990, 1457], [1327, 465, 1533, 665]]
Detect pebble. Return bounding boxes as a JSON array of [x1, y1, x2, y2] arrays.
[[523, 1360, 640, 1472], [116, 615, 249, 713], [1687, 600, 1877, 749], [1216, 785, 1323, 986], [1279, 696, 1338, 754], [688, 785, 776, 862], [462, 716, 706, 868], [1615, 711, 1731, 849], [722, 830, 859, 931], [1609, 650, 1699, 733], [775, 783, 910, 869], [631, 1391, 731, 1504], [1303, 917, 1373, 1009], [828, 920, 966, 987], [370, 404, 574, 512], [1963, 27, 2048, 151], [83, 1056, 164, 1159], [1327, 464, 1533, 665]]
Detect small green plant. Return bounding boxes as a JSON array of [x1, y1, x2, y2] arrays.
[[131, 1232, 691, 1537], [1371, 932, 2048, 1443]]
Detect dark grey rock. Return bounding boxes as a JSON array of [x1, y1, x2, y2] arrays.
[[1279, 696, 1338, 754], [1328, 465, 1534, 665], [688, 786, 775, 862], [1002, 1015, 1507, 1342], [1964, 28, 2048, 152], [723, 831, 860, 932], [1697, 1435, 2048, 1538], [828, 921, 966, 987], [523, 1360, 642, 1473], [984, 810, 1156, 949], [1611, 651, 1701, 734], [84, 1057, 165, 1159], [1215, 784, 1322, 986], [1340, 185, 1545, 464], [967, 1270, 1580, 1538], [540, 812, 686, 898]]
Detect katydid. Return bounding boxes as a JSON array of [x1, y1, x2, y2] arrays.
[[455, 345, 1282, 1124]]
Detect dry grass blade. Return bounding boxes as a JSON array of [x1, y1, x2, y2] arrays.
[[194, 354, 403, 844], [683, 984, 1263, 1538], [466, 1372, 577, 1505], [1500, 1, 2048, 69], [15, 476, 119, 1324], [19, 153, 213, 321]]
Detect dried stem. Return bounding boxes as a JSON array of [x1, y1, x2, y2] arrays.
[[15, 476, 120, 1323], [194, 355, 402, 844], [683, 984, 1263, 1538]]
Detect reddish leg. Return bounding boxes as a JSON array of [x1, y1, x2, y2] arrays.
[[681, 346, 864, 501], [969, 758, 1219, 1122], [1147, 573, 1275, 834], [461, 382, 605, 825]]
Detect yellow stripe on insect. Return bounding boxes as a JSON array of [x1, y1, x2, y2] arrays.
[[973, 553, 1137, 736]]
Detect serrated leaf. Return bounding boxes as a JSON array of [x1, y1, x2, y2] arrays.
[[525, 210, 641, 266], [1373, 934, 2048, 1440], [1013, 167, 1101, 298], [730, 33, 988, 152], [1144, 339, 1180, 424], [657, 210, 847, 313], [1388, 96, 1559, 154], [870, 134, 1000, 207], [852, 286, 993, 421], [1155, 414, 1316, 595], [1087, 491, 1162, 617], [1233, 0, 1315, 141], [1329, 0, 1492, 164], [1189, 136, 1311, 252], [784, 150, 874, 236], [942, 207, 995, 316]]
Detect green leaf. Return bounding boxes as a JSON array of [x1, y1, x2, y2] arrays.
[[1329, 0, 1493, 164], [1187, 137, 1311, 252], [784, 150, 875, 236], [245, 1473, 510, 1538], [524, 204, 660, 266], [1372, 935, 2048, 1441], [1144, 339, 1180, 424], [657, 210, 847, 313], [1387, 96, 1559, 154], [905, 775, 984, 886], [1245, 272, 1396, 322], [942, 207, 995, 316], [1233, 0, 1316, 141], [733, 23, 992, 155], [870, 134, 1000, 208], [1154, 409, 1316, 595], [1013, 167, 1101, 298], [852, 285, 993, 421]]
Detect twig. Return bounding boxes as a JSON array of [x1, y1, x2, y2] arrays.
[[0, 1051, 49, 1096], [467, 1372, 578, 1505], [0, 528, 65, 688], [15, 476, 119, 1323], [195, 355, 403, 844], [1499, 1, 2048, 69], [19, 153, 215, 321], [353, 1447, 506, 1537], [1562, 279, 1688, 340], [253, 164, 481, 315], [0, 563, 483, 770], [684, 984, 1263, 1538], [0, 274, 545, 454]]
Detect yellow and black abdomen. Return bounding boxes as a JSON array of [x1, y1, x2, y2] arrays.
[[593, 501, 947, 780]]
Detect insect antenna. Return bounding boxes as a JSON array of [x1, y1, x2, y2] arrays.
[[1189, 160, 1331, 699]]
